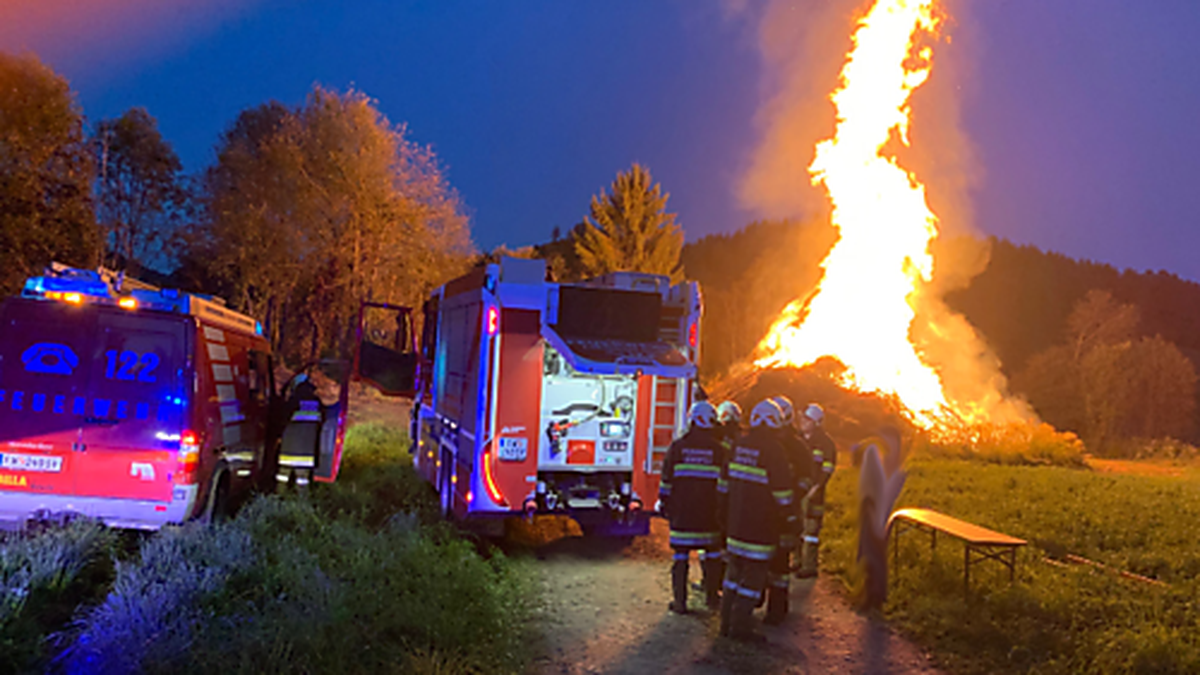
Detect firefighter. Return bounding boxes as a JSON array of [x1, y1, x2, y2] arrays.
[[659, 400, 727, 613], [278, 373, 324, 488], [718, 399, 795, 641], [797, 403, 837, 579], [763, 395, 806, 624], [716, 401, 743, 449]]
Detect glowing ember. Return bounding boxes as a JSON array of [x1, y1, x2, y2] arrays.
[[756, 0, 952, 422]]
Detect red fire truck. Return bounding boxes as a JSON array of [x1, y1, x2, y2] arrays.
[[0, 265, 278, 530], [353, 258, 702, 536]]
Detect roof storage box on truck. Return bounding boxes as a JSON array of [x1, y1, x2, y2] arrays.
[[0, 266, 273, 530]]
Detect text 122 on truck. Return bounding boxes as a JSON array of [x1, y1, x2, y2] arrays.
[[0, 265, 283, 530]]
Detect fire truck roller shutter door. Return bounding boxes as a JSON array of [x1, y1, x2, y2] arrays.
[[487, 309, 542, 510]]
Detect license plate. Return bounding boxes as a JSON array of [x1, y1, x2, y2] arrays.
[[497, 437, 528, 462], [0, 453, 63, 473]]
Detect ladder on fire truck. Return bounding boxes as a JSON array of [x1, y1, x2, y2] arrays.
[[648, 377, 687, 475]]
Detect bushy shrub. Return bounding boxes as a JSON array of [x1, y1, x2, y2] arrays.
[[57, 523, 259, 674], [1122, 437, 1200, 461], [56, 420, 530, 675], [0, 519, 115, 673], [913, 421, 1088, 468]]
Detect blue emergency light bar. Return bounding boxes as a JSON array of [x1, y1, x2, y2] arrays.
[[20, 265, 262, 336], [22, 269, 111, 300]]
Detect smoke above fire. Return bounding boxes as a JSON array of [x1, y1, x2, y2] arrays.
[[0, 0, 258, 75], [737, 0, 1032, 426]]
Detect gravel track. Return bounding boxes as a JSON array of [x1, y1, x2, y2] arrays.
[[526, 518, 942, 675]]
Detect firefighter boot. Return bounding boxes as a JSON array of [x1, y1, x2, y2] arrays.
[[669, 556, 689, 614], [764, 577, 789, 625], [718, 585, 734, 637], [729, 593, 767, 643], [702, 554, 724, 610]]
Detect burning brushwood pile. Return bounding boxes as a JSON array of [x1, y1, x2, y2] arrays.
[[715, 0, 1085, 606], [719, 0, 1082, 460]]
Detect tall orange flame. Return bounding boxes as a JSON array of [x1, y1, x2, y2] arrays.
[[756, 0, 956, 423]]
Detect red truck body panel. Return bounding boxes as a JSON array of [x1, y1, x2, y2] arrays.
[[0, 269, 272, 530]]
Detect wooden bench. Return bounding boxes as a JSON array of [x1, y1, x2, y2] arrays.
[[888, 507, 1027, 597]]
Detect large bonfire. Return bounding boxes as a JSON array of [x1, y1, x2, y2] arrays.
[[754, 0, 1022, 431]]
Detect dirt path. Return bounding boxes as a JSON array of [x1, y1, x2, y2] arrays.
[[526, 518, 941, 675]]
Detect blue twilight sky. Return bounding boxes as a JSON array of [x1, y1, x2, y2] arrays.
[[4, 0, 1200, 280]]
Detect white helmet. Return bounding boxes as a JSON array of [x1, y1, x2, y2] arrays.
[[772, 396, 795, 424], [717, 401, 742, 425], [688, 400, 719, 429], [803, 403, 825, 425], [750, 399, 784, 429]]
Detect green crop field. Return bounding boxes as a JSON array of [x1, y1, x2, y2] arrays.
[[822, 458, 1200, 674]]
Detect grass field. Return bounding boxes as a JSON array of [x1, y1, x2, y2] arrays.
[[822, 458, 1200, 674], [1, 422, 531, 675]]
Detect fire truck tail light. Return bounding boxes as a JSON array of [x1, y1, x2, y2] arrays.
[[175, 430, 200, 484], [688, 321, 698, 348], [487, 306, 499, 336], [482, 449, 506, 506]]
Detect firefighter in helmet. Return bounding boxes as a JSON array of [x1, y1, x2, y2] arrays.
[[762, 395, 808, 624], [659, 400, 727, 613], [278, 373, 324, 488], [716, 401, 743, 450], [718, 399, 795, 641], [797, 402, 837, 579]]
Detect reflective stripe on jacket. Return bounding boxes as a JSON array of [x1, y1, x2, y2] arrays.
[[659, 427, 727, 545], [723, 427, 794, 554]]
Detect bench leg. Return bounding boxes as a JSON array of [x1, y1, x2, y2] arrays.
[[964, 545, 971, 599]]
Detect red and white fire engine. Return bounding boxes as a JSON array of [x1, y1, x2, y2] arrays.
[[0, 265, 279, 530], [354, 258, 702, 536]]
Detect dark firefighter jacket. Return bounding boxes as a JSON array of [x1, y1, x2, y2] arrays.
[[718, 422, 741, 451], [780, 428, 814, 494], [279, 381, 324, 470], [806, 427, 838, 505], [776, 429, 811, 540], [719, 427, 795, 561], [659, 427, 727, 549]]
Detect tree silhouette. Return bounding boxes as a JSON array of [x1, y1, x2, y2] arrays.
[[575, 163, 683, 282], [94, 107, 187, 275], [1016, 291, 1196, 453], [0, 52, 97, 293], [191, 87, 472, 362]]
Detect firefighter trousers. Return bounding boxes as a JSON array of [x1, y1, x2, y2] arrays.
[[765, 543, 792, 623], [719, 553, 769, 640], [671, 547, 724, 612], [798, 499, 825, 578]]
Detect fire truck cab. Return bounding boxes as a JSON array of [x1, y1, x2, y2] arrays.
[[0, 265, 277, 530], [358, 258, 701, 536]]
